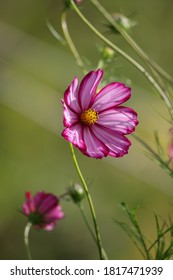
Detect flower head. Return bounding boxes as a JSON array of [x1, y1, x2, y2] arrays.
[[62, 69, 138, 159], [22, 192, 64, 231]]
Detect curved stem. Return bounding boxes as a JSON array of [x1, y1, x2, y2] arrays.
[[90, 0, 173, 85], [70, 0, 173, 120], [61, 10, 87, 74], [24, 222, 32, 260], [69, 143, 107, 259]]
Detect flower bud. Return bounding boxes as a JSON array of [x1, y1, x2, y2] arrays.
[[108, 13, 137, 34], [100, 46, 115, 62], [68, 183, 85, 203]]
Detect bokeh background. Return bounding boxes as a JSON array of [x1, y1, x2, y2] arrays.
[[0, 0, 173, 260]]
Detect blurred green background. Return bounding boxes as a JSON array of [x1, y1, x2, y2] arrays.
[[0, 0, 173, 260]]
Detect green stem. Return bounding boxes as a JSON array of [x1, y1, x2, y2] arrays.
[[78, 203, 108, 259], [90, 0, 173, 85], [78, 203, 97, 242], [24, 222, 32, 260], [70, 0, 173, 120], [61, 10, 87, 74], [69, 143, 106, 259]]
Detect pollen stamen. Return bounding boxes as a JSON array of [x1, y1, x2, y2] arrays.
[[80, 108, 99, 126]]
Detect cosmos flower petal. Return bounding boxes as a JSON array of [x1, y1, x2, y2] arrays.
[[23, 192, 36, 212], [37, 194, 58, 214], [41, 223, 56, 231], [22, 203, 30, 215], [33, 192, 46, 209], [62, 99, 79, 127], [92, 82, 131, 112], [93, 125, 131, 157], [44, 206, 65, 221], [98, 107, 138, 134], [64, 77, 81, 113], [82, 127, 109, 158], [78, 69, 103, 110], [62, 123, 86, 151]]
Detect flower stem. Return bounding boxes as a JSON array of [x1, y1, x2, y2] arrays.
[[78, 203, 97, 242], [61, 10, 87, 75], [24, 222, 32, 260], [78, 203, 108, 260], [70, 0, 173, 120], [69, 143, 107, 259]]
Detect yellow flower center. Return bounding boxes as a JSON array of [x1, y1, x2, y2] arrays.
[[80, 108, 99, 126]]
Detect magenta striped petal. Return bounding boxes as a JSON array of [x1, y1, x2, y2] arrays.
[[62, 123, 86, 150], [82, 127, 109, 158], [78, 69, 103, 110], [98, 107, 138, 134], [37, 194, 58, 214], [22, 203, 30, 215], [62, 99, 79, 127], [41, 223, 56, 231], [93, 125, 131, 157], [33, 192, 46, 209], [23, 192, 36, 213], [44, 206, 65, 221], [92, 82, 131, 112], [64, 77, 81, 113]]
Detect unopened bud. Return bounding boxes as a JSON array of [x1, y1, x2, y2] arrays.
[[68, 183, 85, 203], [100, 46, 115, 61], [109, 13, 137, 34]]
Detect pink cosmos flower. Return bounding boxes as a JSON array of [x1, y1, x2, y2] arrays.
[[62, 69, 138, 159], [22, 192, 64, 231]]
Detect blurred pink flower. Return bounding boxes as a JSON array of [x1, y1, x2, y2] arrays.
[[62, 69, 138, 159], [169, 142, 173, 162], [74, 0, 82, 4], [22, 192, 64, 231], [168, 126, 173, 165]]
